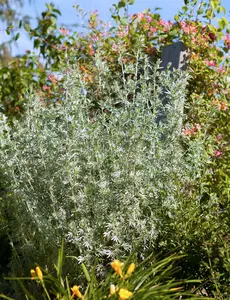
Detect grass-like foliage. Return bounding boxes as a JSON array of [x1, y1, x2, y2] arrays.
[[1, 243, 210, 300], [0, 54, 207, 277]]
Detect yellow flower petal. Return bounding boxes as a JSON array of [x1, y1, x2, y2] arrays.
[[126, 263, 135, 276], [111, 260, 124, 278], [35, 266, 43, 281], [119, 288, 133, 299], [71, 285, 84, 299], [110, 284, 116, 295], [30, 269, 36, 280]]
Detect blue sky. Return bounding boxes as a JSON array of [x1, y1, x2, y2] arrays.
[[26, 0, 184, 24], [1, 0, 230, 56]]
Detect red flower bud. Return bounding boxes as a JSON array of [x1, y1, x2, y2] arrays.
[[208, 32, 216, 42]]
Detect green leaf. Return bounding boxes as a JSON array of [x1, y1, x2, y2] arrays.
[[207, 24, 216, 33], [218, 5, 226, 14], [118, 0, 126, 8], [174, 14, 180, 22], [14, 32, 20, 41], [205, 9, 213, 20], [210, 0, 220, 10], [19, 20, 22, 28], [111, 15, 120, 23], [197, 7, 204, 14], [3, 73, 9, 80], [34, 39, 41, 49], [120, 17, 128, 25], [217, 50, 224, 58], [24, 24, 30, 32], [218, 17, 228, 30], [53, 8, 61, 15], [182, 6, 188, 12], [6, 29, 10, 35], [0, 294, 15, 300], [81, 264, 91, 283]]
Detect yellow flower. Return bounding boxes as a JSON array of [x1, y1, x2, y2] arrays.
[[30, 269, 36, 280], [109, 284, 116, 296], [35, 266, 43, 281], [111, 260, 124, 278], [126, 263, 135, 276], [71, 285, 84, 299], [119, 288, 133, 300]]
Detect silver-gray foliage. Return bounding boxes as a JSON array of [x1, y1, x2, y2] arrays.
[[0, 56, 205, 270]]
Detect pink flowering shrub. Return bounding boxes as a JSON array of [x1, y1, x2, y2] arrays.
[[182, 123, 202, 136]]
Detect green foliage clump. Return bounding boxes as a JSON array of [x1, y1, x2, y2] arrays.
[[1, 244, 208, 300]]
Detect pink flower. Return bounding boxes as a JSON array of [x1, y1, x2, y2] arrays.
[[91, 35, 99, 42], [47, 74, 58, 84], [194, 123, 202, 130], [205, 59, 216, 67], [217, 66, 225, 73], [224, 33, 230, 43], [117, 26, 129, 37], [136, 13, 145, 21], [112, 43, 118, 52], [182, 124, 201, 137], [218, 102, 228, 111], [59, 28, 68, 35], [224, 33, 230, 49], [43, 85, 51, 90], [182, 127, 196, 136], [150, 26, 157, 33], [145, 16, 152, 23], [25, 50, 30, 54], [213, 149, 223, 158], [117, 31, 124, 38], [88, 44, 95, 56], [103, 30, 109, 37], [212, 99, 228, 111], [159, 19, 168, 27], [158, 20, 173, 32], [191, 36, 197, 43], [180, 21, 198, 34]]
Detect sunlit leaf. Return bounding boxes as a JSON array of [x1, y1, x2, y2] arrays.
[[14, 32, 20, 41]]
